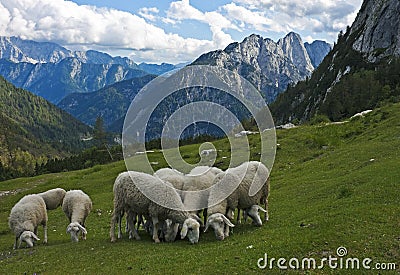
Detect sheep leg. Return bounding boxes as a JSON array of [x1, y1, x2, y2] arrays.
[[236, 209, 241, 224], [117, 211, 123, 239], [264, 198, 269, 221], [110, 210, 119, 242], [151, 217, 161, 243], [43, 223, 48, 244], [81, 222, 87, 240], [202, 209, 208, 227], [127, 212, 140, 240], [13, 236, 18, 249]]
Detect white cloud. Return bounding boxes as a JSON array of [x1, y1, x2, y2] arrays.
[[222, 3, 283, 33], [232, 0, 362, 34], [0, 0, 219, 63], [166, 0, 240, 48], [138, 7, 159, 22]]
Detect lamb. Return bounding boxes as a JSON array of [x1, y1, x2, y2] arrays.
[[8, 194, 48, 249], [205, 161, 270, 240], [110, 171, 201, 244], [38, 188, 66, 210], [62, 190, 92, 242]]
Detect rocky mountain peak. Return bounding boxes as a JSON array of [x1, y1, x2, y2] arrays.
[[193, 32, 329, 102], [351, 0, 400, 61], [277, 32, 315, 74]]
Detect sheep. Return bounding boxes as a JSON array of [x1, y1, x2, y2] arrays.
[[205, 161, 270, 240], [38, 188, 66, 210], [110, 171, 201, 244], [182, 166, 223, 225], [8, 194, 48, 249], [153, 166, 222, 228], [62, 190, 92, 242], [154, 168, 185, 191]]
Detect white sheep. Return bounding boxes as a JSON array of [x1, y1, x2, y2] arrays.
[[205, 161, 270, 240], [154, 166, 222, 226], [8, 194, 48, 249], [154, 168, 185, 191], [62, 190, 92, 242], [183, 166, 223, 224], [110, 171, 201, 244], [38, 188, 66, 210]]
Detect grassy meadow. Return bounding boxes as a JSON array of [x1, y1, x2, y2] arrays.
[[0, 103, 399, 274]]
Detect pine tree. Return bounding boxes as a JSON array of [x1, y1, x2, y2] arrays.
[[93, 116, 107, 147]]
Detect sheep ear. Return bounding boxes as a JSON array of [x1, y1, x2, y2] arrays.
[[66, 224, 72, 234], [257, 205, 268, 213], [30, 232, 40, 241], [180, 223, 188, 239], [192, 215, 203, 227], [222, 215, 235, 227], [203, 221, 209, 233], [77, 224, 87, 235]]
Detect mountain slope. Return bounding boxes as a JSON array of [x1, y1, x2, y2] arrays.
[[271, 0, 400, 124], [191, 32, 330, 102], [0, 76, 92, 173], [58, 75, 156, 127], [0, 58, 148, 103]]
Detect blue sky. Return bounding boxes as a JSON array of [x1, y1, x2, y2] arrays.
[[0, 0, 363, 63]]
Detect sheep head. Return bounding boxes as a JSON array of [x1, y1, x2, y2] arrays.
[[66, 222, 87, 242], [204, 213, 234, 240], [245, 205, 267, 226], [180, 218, 200, 244], [19, 231, 40, 248]]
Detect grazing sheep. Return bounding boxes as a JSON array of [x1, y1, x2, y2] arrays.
[[110, 171, 201, 244], [155, 166, 222, 217], [38, 188, 66, 210], [62, 190, 92, 242], [154, 168, 185, 191], [8, 194, 48, 249], [182, 166, 223, 224], [205, 161, 270, 240]]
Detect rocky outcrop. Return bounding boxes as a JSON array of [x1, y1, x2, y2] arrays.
[[351, 0, 400, 61]]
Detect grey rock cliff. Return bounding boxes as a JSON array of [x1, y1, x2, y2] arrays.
[[351, 0, 400, 61], [192, 33, 329, 103]]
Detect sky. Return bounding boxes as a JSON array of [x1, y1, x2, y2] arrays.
[[0, 0, 363, 64]]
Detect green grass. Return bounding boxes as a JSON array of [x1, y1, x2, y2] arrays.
[[1, 103, 400, 274]]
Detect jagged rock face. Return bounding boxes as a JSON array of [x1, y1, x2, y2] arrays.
[[351, 0, 400, 61], [305, 40, 332, 68], [277, 32, 315, 75], [0, 36, 72, 63], [192, 33, 327, 103]]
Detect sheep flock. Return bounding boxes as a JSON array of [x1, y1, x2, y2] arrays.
[[7, 161, 270, 248]]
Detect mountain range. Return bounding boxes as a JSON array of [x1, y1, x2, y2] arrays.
[[192, 32, 331, 102], [55, 32, 331, 132], [271, 0, 400, 124], [0, 36, 179, 103]]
